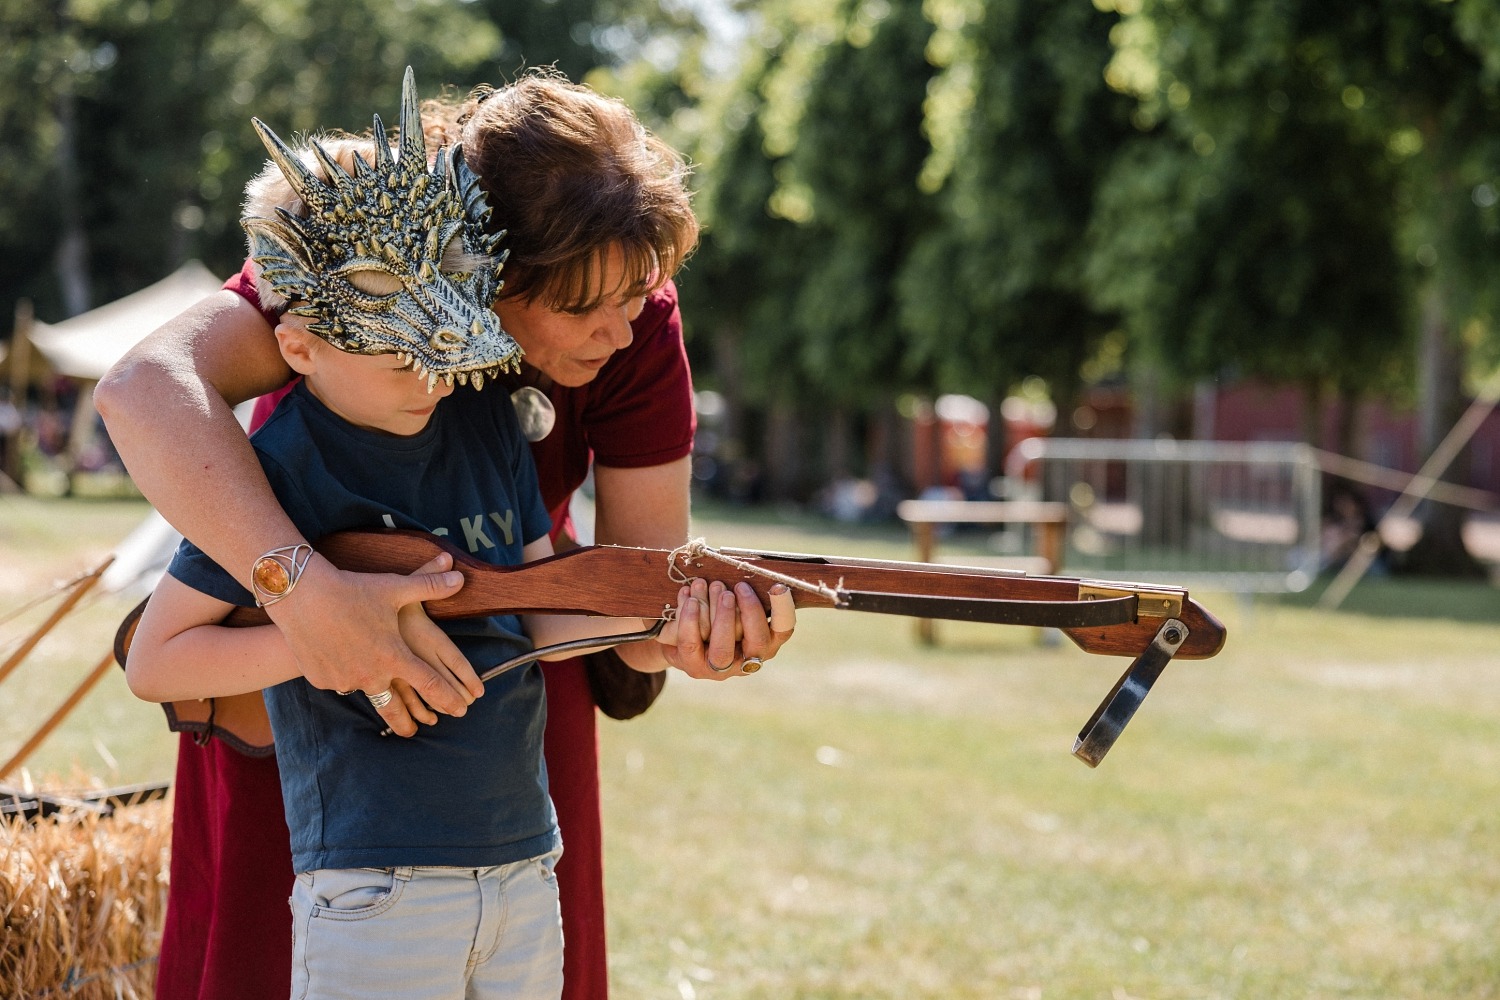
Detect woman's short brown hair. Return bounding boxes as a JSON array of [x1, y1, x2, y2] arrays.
[[424, 68, 698, 312]]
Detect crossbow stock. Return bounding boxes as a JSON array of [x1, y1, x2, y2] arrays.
[[119, 529, 1226, 766]]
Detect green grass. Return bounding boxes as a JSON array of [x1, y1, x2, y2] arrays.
[[603, 501, 1500, 999], [0, 494, 175, 785], [5, 494, 1500, 997]]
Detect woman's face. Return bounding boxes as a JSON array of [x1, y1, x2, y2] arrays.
[[494, 245, 647, 388]]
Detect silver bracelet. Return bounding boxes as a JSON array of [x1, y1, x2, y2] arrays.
[[251, 543, 315, 608]]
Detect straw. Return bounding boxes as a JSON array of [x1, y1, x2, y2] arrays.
[[1, 794, 170, 998]]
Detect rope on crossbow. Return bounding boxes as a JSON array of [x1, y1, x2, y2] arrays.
[[666, 538, 844, 604]]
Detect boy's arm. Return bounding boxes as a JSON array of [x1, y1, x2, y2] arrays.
[[125, 574, 300, 702]]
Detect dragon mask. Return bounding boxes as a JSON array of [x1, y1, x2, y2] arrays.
[[242, 67, 520, 391]]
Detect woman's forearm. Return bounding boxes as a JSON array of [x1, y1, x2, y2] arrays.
[[96, 291, 300, 584], [592, 458, 691, 672], [525, 614, 652, 660]]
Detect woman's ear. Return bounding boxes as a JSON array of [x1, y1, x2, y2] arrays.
[[275, 321, 320, 376]]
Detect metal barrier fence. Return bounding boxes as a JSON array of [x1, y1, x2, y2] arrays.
[[1006, 438, 1323, 592]]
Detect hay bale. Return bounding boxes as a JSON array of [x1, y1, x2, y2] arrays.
[[1, 796, 170, 999]]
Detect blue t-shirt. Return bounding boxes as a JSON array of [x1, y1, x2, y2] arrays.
[[167, 380, 556, 873]]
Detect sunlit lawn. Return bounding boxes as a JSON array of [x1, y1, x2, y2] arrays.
[[5, 494, 1500, 998]]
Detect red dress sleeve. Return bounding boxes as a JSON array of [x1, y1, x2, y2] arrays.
[[583, 281, 696, 469], [222, 258, 296, 432]]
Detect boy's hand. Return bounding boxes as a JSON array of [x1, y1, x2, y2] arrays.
[[391, 597, 483, 727], [263, 551, 484, 736]]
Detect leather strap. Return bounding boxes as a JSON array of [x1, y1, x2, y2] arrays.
[[840, 591, 1138, 629]]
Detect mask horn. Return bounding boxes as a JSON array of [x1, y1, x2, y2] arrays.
[[252, 118, 332, 213], [397, 66, 425, 169]]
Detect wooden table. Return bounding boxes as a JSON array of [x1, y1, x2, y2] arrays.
[[895, 499, 1069, 644]]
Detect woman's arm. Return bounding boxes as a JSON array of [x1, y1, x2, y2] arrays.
[[95, 295, 482, 736], [96, 292, 293, 561], [518, 537, 651, 656], [592, 457, 795, 678]]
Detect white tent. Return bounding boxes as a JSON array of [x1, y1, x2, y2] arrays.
[[27, 260, 224, 381], [18, 260, 224, 470]]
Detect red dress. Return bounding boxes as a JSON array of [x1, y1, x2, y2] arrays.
[[152, 263, 695, 1000]]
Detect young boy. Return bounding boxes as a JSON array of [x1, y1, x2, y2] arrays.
[[126, 73, 664, 1000]]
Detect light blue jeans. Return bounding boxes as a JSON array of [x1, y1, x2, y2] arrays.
[[289, 849, 564, 1000]]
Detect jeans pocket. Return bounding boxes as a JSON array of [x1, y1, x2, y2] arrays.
[[533, 846, 563, 887], [308, 867, 406, 921]]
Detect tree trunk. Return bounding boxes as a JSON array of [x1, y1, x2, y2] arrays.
[[762, 398, 803, 503], [52, 53, 91, 317], [1400, 285, 1485, 577], [1302, 376, 1327, 450]]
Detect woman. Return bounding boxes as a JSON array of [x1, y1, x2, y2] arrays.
[[97, 68, 794, 1000]]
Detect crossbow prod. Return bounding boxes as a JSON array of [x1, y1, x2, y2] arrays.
[[192, 529, 1226, 767]]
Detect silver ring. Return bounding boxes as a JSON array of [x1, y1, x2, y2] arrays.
[[335, 689, 353, 696], [708, 659, 735, 674], [367, 689, 394, 709], [741, 656, 764, 674]]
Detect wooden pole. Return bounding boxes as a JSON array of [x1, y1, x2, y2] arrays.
[[4, 299, 33, 487], [0, 647, 118, 781], [7, 298, 31, 402], [1320, 365, 1500, 609], [0, 555, 112, 687]]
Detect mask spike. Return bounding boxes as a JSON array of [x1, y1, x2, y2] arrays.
[[308, 140, 352, 188], [397, 66, 425, 168], [251, 118, 330, 211], [371, 113, 395, 172]]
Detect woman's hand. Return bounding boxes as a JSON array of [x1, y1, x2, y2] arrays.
[[657, 578, 797, 680], [593, 457, 798, 679], [265, 552, 484, 736]]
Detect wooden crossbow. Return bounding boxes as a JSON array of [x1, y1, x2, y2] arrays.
[[117, 529, 1227, 767]]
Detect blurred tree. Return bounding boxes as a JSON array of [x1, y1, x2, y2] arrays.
[[2, 0, 504, 327], [1087, 0, 1500, 576], [900, 0, 1134, 426], [675, 2, 836, 499], [679, 0, 938, 499], [470, 0, 606, 82], [146, 0, 502, 276], [1085, 2, 1410, 441], [780, 0, 937, 406], [0, 0, 125, 318]]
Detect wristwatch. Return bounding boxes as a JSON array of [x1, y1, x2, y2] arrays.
[[251, 543, 314, 607]]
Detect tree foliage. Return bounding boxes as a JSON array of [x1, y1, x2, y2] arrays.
[[1082, 0, 1500, 572], [1083, 1, 1411, 405], [0, 0, 665, 324], [15, 1, 1500, 558], [899, 0, 1135, 408]]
